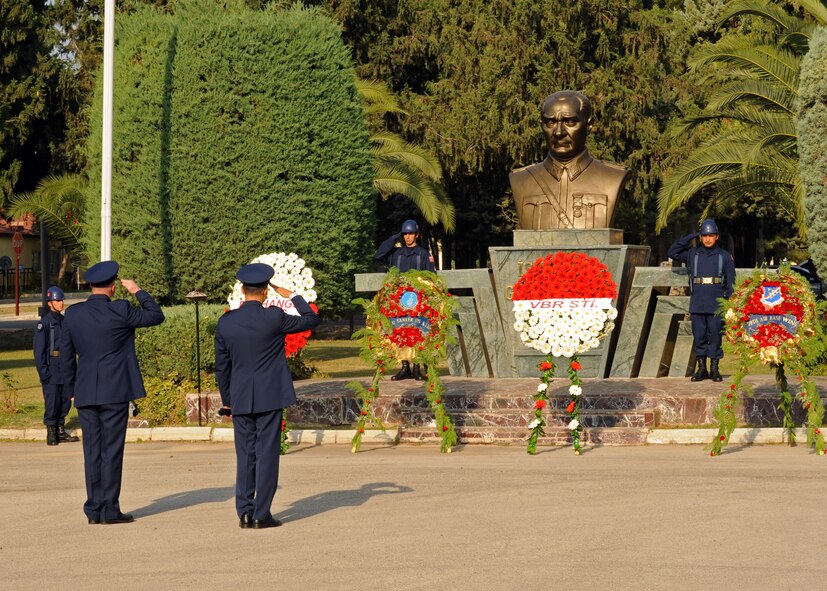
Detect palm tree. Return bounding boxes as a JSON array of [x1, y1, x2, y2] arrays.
[[356, 78, 455, 233], [8, 173, 86, 282], [656, 0, 827, 238]]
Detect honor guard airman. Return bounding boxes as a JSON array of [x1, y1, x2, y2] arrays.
[[668, 219, 735, 382], [374, 219, 435, 381], [34, 286, 79, 445], [60, 261, 165, 524], [215, 263, 320, 529]]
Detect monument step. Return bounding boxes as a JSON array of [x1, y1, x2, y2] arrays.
[[402, 408, 655, 429], [399, 426, 649, 445]]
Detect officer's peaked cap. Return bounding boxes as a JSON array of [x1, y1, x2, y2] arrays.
[[46, 286, 65, 301], [83, 260, 119, 286], [401, 219, 419, 233], [236, 263, 274, 288], [700, 219, 719, 235]]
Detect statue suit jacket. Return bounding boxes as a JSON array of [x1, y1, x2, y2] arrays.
[[214, 296, 320, 415], [509, 150, 630, 229], [60, 291, 165, 407]]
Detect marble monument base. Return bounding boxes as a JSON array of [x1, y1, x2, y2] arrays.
[[513, 228, 624, 248], [184, 377, 827, 446]]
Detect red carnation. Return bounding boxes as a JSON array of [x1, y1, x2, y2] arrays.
[[436, 398, 442, 404], [720, 435, 725, 441], [539, 361, 553, 371], [570, 361, 582, 371], [442, 426, 448, 431], [566, 401, 576, 413], [359, 428, 364, 433], [535, 399, 547, 410]]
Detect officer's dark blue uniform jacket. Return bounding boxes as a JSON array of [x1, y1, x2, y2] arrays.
[[34, 310, 65, 385], [60, 291, 165, 406], [374, 234, 436, 272], [668, 233, 735, 313], [214, 296, 320, 415]]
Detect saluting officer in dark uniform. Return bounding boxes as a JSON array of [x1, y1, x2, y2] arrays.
[[374, 219, 435, 380], [668, 219, 735, 382], [34, 286, 79, 446], [215, 264, 320, 529], [60, 261, 165, 524]]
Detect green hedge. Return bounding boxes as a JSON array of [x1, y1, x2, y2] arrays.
[[86, 1, 375, 315], [798, 26, 827, 274]]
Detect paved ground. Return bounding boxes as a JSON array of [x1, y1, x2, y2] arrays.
[[2, 441, 825, 590]]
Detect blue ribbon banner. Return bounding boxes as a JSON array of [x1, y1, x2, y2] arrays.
[[389, 316, 431, 335], [744, 314, 800, 336]]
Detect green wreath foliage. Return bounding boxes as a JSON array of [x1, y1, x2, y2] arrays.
[[349, 269, 459, 452]]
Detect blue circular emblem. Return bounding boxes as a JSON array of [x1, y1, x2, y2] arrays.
[[399, 290, 419, 310]]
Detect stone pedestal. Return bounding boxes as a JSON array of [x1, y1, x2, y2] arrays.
[[489, 229, 650, 378], [513, 229, 624, 248]]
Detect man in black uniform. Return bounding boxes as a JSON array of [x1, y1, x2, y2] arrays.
[[374, 219, 435, 380], [61, 261, 165, 524], [668, 219, 735, 382], [215, 263, 320, 529], [34, 286, 79, 446]]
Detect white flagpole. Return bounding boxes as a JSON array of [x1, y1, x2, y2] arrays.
[[100, 0, 115, 261]]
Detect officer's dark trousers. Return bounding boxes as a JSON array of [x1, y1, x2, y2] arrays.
[[42, 383, 71, 426], [77, 403, 129, 520], [232, 409, 283, 521], [691, 313, 724, 359]]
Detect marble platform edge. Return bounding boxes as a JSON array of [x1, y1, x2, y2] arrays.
[[0, 426, 818, 446]]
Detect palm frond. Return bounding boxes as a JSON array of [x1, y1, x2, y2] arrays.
[[372, 131, 443, 181], [373, 162, 442, 224], [355, 78, 408, 116], [690, 41, 801, 95], [7, 174, 86, 247]]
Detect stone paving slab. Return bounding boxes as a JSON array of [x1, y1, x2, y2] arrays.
[[1, 443, 826, 590]]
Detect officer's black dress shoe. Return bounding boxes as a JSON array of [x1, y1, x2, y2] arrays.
[[239, 513, 253, 529], [101, 513, 135, 524], [58, 425, 79, 443], [88, 517, 101, 524], [252, 516, 282, 529]]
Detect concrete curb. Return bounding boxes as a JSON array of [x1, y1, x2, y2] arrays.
[[0, 427, 398, 445], [0, 426, 816, 445]]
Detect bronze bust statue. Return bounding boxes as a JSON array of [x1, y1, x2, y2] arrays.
[[509, 91, 630, 230]]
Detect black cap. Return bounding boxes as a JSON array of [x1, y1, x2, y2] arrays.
[[83, 261, 119, 286], [236, 263, 274, 288]]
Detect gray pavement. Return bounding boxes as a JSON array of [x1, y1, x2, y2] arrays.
[[2, 441, 826, 590]]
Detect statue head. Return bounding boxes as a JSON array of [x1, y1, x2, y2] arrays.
[[541, 90, 593, 162]]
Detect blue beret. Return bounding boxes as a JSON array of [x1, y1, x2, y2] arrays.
[[83, 260, 120, 286], [46, 286, 65, 301], [236, 263, 274, 287]]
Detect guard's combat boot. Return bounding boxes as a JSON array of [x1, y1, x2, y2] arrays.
[[391, 361, 413, 381], [412, 364, 427, 381], [46, 425, 59, 446], [691, 356, 709, 382], [58, 423, 79, 443], [709, 358, 723, 382]]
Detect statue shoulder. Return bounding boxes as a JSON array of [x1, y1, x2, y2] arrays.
[[591, 157, 630, 179], [510, 161, 547, 179]]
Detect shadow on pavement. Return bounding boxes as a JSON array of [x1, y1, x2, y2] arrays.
[[132, 486, 234, 518], [275, 481, 412, 523]]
